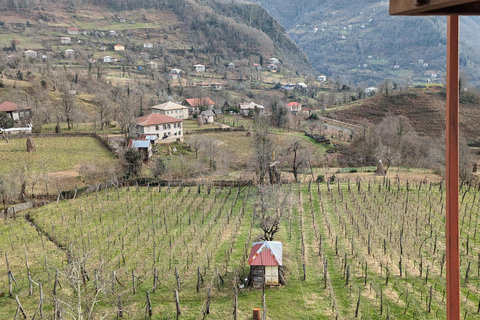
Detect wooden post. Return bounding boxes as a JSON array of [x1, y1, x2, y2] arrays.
[[175, 289, 181, 319], [145, 291, 152, 318], [253, 308, 261, 320], [446, 14, 460, 320]]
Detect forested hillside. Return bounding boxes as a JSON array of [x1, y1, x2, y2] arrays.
[[0, 0, 314, 75], [248, 0, 480, 86]]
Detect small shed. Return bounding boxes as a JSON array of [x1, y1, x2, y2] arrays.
[[247, 241, 283, 288], [200, 110, 215, 124], [128, 139, 152, 161]]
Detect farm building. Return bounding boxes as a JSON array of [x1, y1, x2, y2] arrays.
[[200, 110, 215, 124], [114, 44, 125, 51], [247, 241, 283, 288], [128, 139, 152, 161], [61, 37, 71, 44], [65, 49, 75, 57], [0, 101, 33, 124]]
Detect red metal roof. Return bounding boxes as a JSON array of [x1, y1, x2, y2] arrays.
[[0, 101, 33, 112], [248, 243, 281, 266], [184, 97, 214, 107], [286, 102, 302, 108], [135, 113, 182, 126], [67, 27, 78, 31]]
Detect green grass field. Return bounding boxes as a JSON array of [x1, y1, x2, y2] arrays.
[[0, 136, 117, 172], [1, 180, 479, 318]]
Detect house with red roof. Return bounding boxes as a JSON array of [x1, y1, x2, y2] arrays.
[[67, 27, 79, 35], [114, 44, 125, 51], [134, 113, 183, 143], [183, 97, 214, 117], [247, 241, 283, 288], [0, 101, 33, 125], [286, 101, 302, 115]]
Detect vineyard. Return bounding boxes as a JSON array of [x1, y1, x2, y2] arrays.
[[2, 178, 480, 319]]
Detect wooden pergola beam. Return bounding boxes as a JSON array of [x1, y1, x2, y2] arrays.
[[446, 15, 460, 320]]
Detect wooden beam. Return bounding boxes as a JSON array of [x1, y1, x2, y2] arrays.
[[446, 14, 460, 320], [390, 0, 480, 15]]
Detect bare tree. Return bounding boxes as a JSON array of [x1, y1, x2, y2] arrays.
[[92, 87, 112, 131], [287, 139, 307, 182], [253, 117, 272, 184]]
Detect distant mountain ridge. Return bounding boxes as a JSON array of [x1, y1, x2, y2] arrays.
[[247, 0, 480, 86]]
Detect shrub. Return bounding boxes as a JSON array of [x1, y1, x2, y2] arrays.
[[316, 175, 325, 183]]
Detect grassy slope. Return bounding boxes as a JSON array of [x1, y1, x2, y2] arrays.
[[0, 136, 116, 172], [325, 86, 480, 141], [2, 180, 480, 318]]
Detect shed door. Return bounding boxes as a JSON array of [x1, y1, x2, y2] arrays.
[[265, 266, 272, 285], [270, 266, 279, 285]]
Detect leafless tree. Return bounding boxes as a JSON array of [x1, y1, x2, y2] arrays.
[[92, 87, 112, 130], [253, 117, 272, 184], [287, 139, 307, 182]]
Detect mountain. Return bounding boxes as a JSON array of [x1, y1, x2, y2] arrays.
[[0, 0, 314, 75], [246, 0, 480, 87]]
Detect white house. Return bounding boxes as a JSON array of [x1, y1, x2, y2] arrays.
[[194, 64, 205, 72], [151, 101, 189, 119], [143, 42, 154, 48], [67, 27, 79, 35], [147, 61, 158, 69], [239, 102, 265, 116], [103, 56, 113, 63], [24, 50, 37, 58], [170, 68, 182, 74], [365, 87, 378, 95], [317, 75, 327, 82], [61, 37, 71, 44], [268, 57, 280, 64], [134, 113, 183, 143], [65, 49, 75, 57]]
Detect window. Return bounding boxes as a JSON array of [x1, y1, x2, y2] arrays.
[[179, 130, 182, 135], [178, 123, 182, 128], [163, 125, 166, 130], [155, 125, 159, 131]]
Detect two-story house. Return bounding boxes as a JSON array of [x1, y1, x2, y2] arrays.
[[134, 113, 183, 143], [151, 101, 189, 120]]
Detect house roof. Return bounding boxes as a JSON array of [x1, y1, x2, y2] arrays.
[[0, 101, 33, 112], [135, 113, 182, 126], [184, 97, 214, 107], [151, 101, 187, 111], [114, 44, 124, 47], [139, 134, 158, 142], [68, 27, 78, 31], [213, 109, 222, 115], [239, 102, 264, 110], [248, 241, 282, 266], [200, 110, 215, 117], [286, 102, 302, 108], [128, 139, 150, 148]]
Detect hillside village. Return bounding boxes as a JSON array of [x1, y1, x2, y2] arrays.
[[1, 1, 480, 319]]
